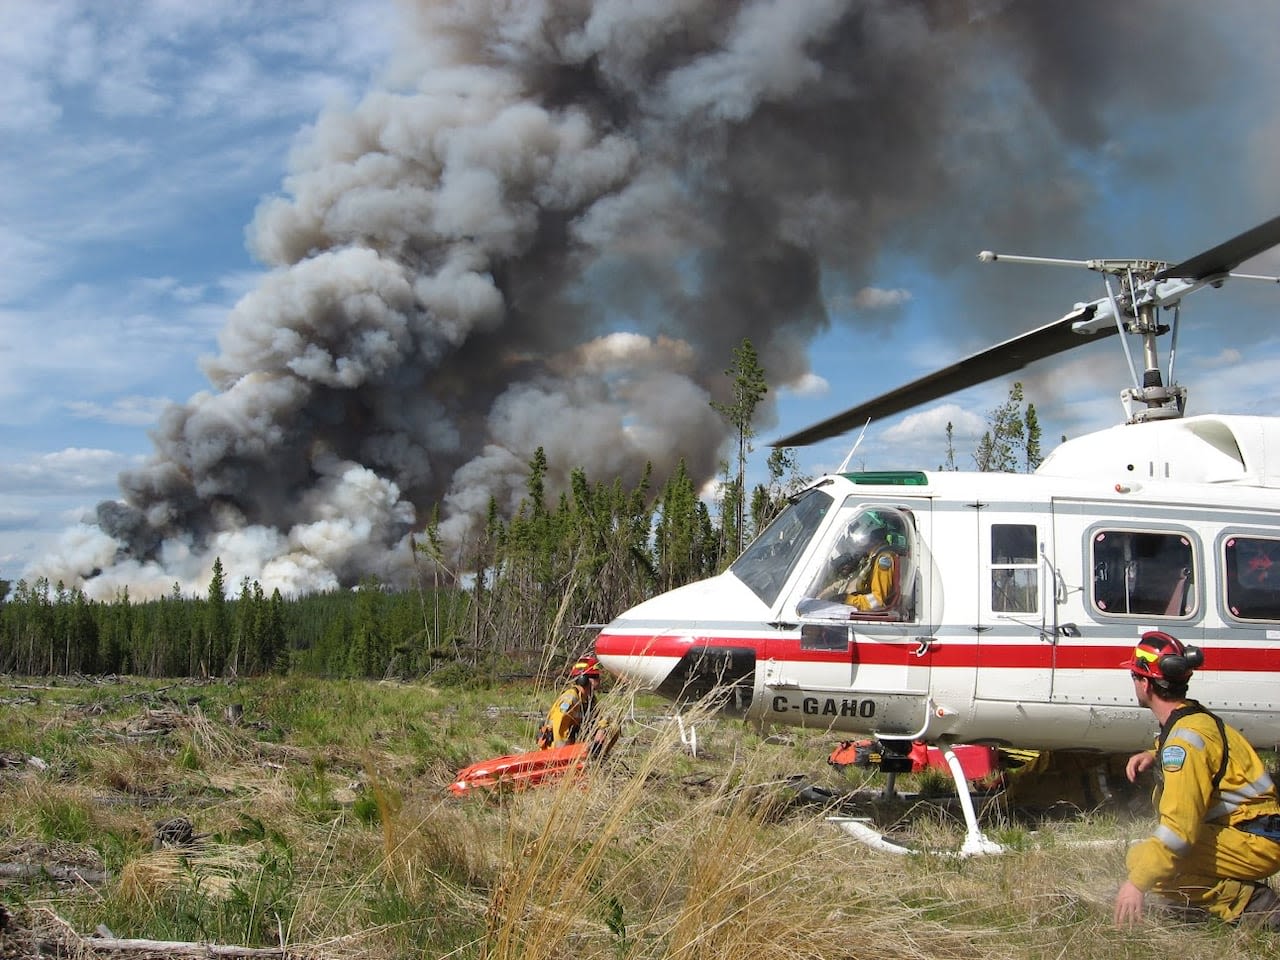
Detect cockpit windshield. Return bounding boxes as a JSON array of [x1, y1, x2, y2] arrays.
[[729, 486, 834, 606]]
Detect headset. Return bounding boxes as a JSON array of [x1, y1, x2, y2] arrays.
[[1142, 630, 1204, 682]]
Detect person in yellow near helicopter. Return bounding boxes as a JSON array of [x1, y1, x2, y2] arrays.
[[817, 510, 907, 613], [1113, 630, 1280, 929], [536, 655, 605, 751]]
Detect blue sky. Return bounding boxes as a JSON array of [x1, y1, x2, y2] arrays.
[[0, 1, 396, 583], [5, 1, 1280, 596]]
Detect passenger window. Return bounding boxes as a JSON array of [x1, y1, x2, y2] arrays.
[[1223, 536, 1280, 621], [1090, 530, 1195, 617], [991, 524, 1038, 613]]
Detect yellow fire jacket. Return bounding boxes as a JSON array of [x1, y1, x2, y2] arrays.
[[541, 683, 594, 749], [1127, 703, 1280, 892], [843, 548, 898, 612]]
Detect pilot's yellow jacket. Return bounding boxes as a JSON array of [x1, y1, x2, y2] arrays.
[[843, 548, 898, 611], [1127, 702, 1280, 920]]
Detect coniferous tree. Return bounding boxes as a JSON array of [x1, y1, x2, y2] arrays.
[[261, 587, 286, 672], [205, 558, 230, 676], [231, 577, 253, 676], [68, 586, 98, 674], [716, 460, 741, 568], [942, 422, 958, 471], [350, 578, 387, 677], [1025, 402, 1043, 471], [656, 459, 703, 591], [710, 338, 768, 555], [748, 446, 803, 539], [974, 382, 1027, 472], [99, 587, 130, 674]]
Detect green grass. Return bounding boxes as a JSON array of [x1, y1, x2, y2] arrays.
[[0, 674, 1274, 959]]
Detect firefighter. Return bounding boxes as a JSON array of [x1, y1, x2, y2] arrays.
[[536, 655, 602, 750], [818, 511, 906, 613], [1113, 630, 1280, 928]]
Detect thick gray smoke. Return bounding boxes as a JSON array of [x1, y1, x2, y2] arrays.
[[33, 0, 1258, 598]]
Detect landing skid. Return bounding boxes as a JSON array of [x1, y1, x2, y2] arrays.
[[831, 745, 1005, 856]]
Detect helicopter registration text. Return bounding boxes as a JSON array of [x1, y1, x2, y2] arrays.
[[770, 694, 877, 718]]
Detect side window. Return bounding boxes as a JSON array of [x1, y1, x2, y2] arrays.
[[800, 624, 850, 651], [1090, 530, 1195, 618], [1223, 536, 1280, 622], [797, 506, 917, 621], [991, 524, 1037, 613]]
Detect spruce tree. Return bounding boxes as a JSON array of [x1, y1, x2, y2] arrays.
[[205, 557, 229, 676], [710, 339, 768, 555]]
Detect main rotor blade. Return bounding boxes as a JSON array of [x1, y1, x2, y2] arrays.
[[773, 315, 1118, 447], [1155, 213, 1280, 281]]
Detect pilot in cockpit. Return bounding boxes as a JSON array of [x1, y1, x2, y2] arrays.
[[815, 510, 909, 613]]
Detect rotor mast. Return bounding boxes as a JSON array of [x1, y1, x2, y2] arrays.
[[1126, 296, 1185, 422], [979, 251, 1189, 423]]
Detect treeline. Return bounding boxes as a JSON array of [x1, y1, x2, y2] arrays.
[[0, 449, 802, 683]]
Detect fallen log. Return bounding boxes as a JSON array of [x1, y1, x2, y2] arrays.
[[0, 862, 108, 885], [26, 904, 368, 959], [70, 935, 290, 957]]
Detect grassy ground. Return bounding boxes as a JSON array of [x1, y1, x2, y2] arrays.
[[0, 673, 1275, 959]]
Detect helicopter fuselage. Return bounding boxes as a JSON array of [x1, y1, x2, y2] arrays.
[[595, 414, 1280, 754]]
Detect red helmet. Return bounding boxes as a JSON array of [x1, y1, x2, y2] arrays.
[[1123, 630, 1203, 682], [568, 654, 601, 679]]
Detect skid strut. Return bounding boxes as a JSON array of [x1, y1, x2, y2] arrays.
[[830, 745, 1004, 857]]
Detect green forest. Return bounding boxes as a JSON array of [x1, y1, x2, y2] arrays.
[[0, 446, 802, 682]]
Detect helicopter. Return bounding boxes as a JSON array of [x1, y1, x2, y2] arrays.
[[592, 213, 1280, 854]]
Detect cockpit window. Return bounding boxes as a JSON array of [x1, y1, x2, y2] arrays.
[[729, 487, 834, 606], [798, 505, 917, 621]]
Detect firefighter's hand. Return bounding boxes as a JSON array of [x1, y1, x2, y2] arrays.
[[1113, 881, 1145, 927], [1125, 751, 1155, 783]]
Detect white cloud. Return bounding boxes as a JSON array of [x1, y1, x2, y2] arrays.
[[827, 285, 915, 314], [1197, 347, 1243, 370], [0, 447, 138, 495], [781, 371, 829, 397], [881, 403, 985, 445], [64, 396, 172, 427]]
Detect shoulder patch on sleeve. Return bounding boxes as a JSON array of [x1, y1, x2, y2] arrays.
[[1161, 745, 1187, 773], [876, 554, 893, 570]]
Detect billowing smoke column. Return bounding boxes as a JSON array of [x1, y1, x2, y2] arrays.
[[36, 0, 1241, 598]]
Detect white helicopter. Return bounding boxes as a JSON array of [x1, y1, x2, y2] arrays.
[[594, 214, 1280, 854]]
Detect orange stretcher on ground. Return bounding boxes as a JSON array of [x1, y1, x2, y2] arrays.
[[448, 744, 588, 796]]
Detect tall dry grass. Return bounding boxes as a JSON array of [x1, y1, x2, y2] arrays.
[[0, 675, 1276, 959]]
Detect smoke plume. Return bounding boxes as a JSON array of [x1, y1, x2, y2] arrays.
[[33, 0, 1257, 597]]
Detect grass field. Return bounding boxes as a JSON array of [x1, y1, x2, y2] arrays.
[[0, 673, 1274, 959]]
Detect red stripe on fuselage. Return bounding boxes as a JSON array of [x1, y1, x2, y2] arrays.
[[594, 630, 1280, 673]]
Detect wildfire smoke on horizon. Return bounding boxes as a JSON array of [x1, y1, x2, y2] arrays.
[[31, 0, 1260, 598]]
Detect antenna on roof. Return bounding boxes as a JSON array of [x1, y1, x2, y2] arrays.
[[838, 419, 872, 473]]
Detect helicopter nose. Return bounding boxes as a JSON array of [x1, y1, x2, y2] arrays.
[[596, 627, 758, 714], [593, 570, 768, 706], [593, 628, 684, 690]]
